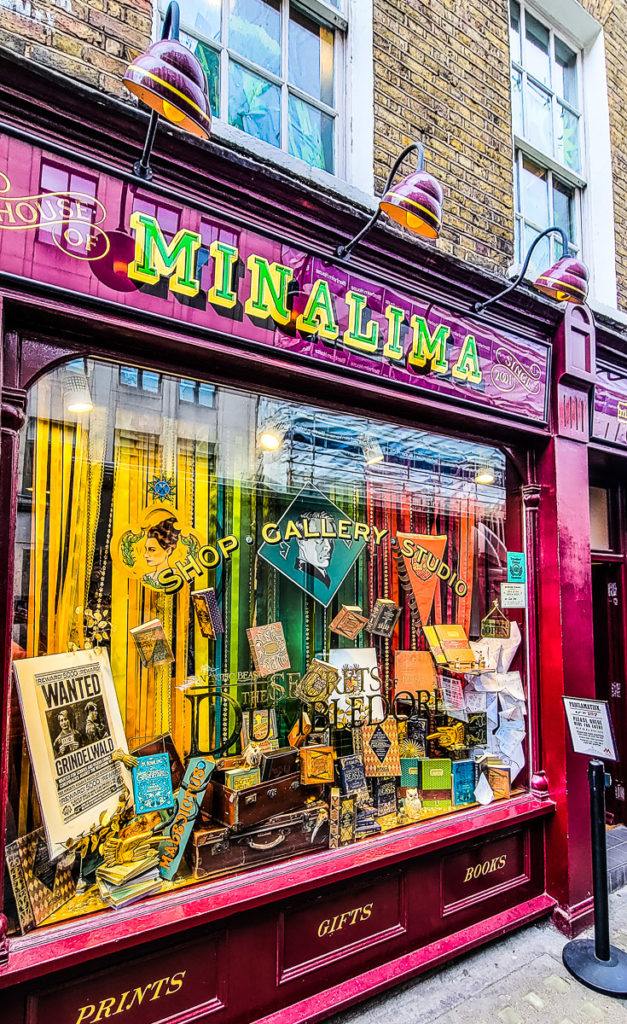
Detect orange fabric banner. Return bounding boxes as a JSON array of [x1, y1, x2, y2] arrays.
[[396, 532, 447, 626]]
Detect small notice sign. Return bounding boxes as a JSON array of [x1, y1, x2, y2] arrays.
[[507, 552, 526, 583], [563, 697, 617, 761], [501, 582, 526, 608]]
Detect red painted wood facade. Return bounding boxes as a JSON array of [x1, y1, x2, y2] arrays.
[[0, 48, 626, 1024]]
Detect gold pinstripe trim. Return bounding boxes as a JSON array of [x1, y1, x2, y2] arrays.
[[382, 192, 440, 226], [536, 275, 586, 298]]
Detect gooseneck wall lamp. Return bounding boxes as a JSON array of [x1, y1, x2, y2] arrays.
[[124, 1, 212, 180], [334, 142, 443, 260], [473, 226, 589, 314]]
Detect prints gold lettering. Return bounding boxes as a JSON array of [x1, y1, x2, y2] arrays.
[[74, 970, 186, 1023]]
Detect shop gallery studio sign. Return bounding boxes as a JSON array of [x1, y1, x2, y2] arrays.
[[0, 142, 549, 422]]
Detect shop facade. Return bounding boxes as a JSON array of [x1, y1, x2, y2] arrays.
[[0, 48, 623, 1024]]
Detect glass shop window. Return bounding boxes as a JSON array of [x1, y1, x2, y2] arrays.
[[4, 359, 530, 935], [510, 0, 584, 275], [161, 0, 342, 174]]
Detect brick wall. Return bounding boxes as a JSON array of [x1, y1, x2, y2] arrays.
[[373, 0, 515, 273], [0, 0, 151, 98]]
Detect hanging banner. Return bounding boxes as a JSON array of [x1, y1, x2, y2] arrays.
[[0, 138, 550, 424], [396, 533, 448, 625]]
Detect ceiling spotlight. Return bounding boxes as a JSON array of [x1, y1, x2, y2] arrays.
[[475, 465, 495, 485], [258, 420, 285, 452], [64, 370, 94, 414], [360, 434, 384, 465]]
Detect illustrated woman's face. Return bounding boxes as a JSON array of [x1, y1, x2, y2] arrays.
[[144, 538, 169, 570]]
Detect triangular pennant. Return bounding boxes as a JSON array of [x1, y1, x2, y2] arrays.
[[396, 532, 447, 626]]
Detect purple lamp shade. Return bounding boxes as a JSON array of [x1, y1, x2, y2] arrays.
[[124, 39, 211, 139], [379, 171, 443, 239], [534, 256, 589, 303]]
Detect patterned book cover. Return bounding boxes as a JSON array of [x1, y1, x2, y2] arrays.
[[329, 605, 368, 640], [296, 657, 340, 702], [406, 716, 429, 756], [362, 718, 402, 777], [417, 758, 452, 790], [287, 711, 312, 748], [300, 746, 335, 785], [371, 777, 397, 817], [241, 708, 279, 749], [329, 788, 356, 849], [488, 765, 512, 799], [129, 619, 174, 668], [5, 829, 76, 933], [452, 759, 476, 805], [191, 588, 224, 639], [366, 598, 402, 638], [433, 624, 475, 666], [467, 713, 488, 746], [422, 796, 453, 810], [423, 625, 448, 666], [400, 757, 420, 788], [394, 651, 438, 697], [224, 766, 260, 790], [246, 622, 291, 676], [337, 754, 369, 802], [132, 753, 174, 814]]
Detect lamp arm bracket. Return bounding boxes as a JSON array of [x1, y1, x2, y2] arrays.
[[473, 226, 568, 314]]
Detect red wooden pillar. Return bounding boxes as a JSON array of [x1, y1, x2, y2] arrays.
[[537, 305, 597, 935]]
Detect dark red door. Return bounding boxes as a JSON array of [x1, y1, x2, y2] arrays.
[[591, 561, 626, 824]]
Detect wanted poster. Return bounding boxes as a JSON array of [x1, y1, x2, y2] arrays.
[[13, 649, 131, 857]]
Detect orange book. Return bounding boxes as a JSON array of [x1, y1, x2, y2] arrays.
[[433, 624, 474, 666], [393, 651, 438, 698]]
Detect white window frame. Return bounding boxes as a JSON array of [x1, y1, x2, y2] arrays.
[[155, 0, 374, 197], [509, 0, 617, 308]]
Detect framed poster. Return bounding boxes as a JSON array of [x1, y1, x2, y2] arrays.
[[13, 649, 131, 857], [563, 697, 618, 761]]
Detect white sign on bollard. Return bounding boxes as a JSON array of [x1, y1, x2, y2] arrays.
[[563, 697, 618, 761]]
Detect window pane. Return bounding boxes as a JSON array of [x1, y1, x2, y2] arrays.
[[176, 0, 221, 40], [229, 0, 281, 76], [521, 157, 549, 227], [288, 7, 334, 106], [557, 105, 581, 174], [554, 36, 578, 106], [524, 12, 550, 86], [552, 178, 575, 245], [142, 371, 160, 393], [511, 68, 523, 137], [229, 60, 281, 146], [288, 95, 334, 172], [525, 79, 553, 154], [120, 366, 138, 387], [510, 0, 521, 64], [199, 383, 216, 406], [524, 223, 551, 276], [180, 379, 196, 402], [181, 32, 220, 117]]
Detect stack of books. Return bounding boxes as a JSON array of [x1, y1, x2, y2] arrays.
[[96, 852, 162, 909]]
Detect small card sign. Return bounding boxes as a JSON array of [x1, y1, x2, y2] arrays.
[[507, 552, 526, 583], [563, 697, 617, 761], [501, 582, 526, 608]]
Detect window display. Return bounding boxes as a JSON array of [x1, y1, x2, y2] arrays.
[[5, 358, 529, 934]]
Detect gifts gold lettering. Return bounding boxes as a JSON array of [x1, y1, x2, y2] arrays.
[[463, 855, 507, 882], [317, 902, 373, 937], [73, 971, 186, 1022]]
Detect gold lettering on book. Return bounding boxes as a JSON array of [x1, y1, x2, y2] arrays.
[[463, 855, 507, 882], [74, 971, 186, 1022]]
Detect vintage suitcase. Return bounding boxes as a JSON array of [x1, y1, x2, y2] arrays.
[[203, 771, 323, 831], [187, 802, 329, 880]]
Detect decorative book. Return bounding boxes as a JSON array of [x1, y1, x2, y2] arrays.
[[366, 598, 402, 638], [433, 624, 475, 667], [400, 757, 420, 788], [371, 777, 397, 817], [241, 709, 279, 749], [300, 746, 335, 785], [191, 588, 224, 639], [417, 758, 452, 791], [337, 754, 369, 803], [288, 711, 312, 748], [362, 718, 402, 777], [297, 658, 340, 703], [329, 788, 356, 849], [260, 747, 299, 781], [488, 764, 512, 799], [406, 716, 429, 756], [394, 651, 438, 697], [467, 713, 488, 746], [246, 622, 290, 676], [130, 619, 174, 668], [224, 766, 260, 790], [329, 605, 368, 640], [423, 625, 448, 666], [452, 760, 476, 805], [5, 829, 76, 933], [132, 753, 174, 814]]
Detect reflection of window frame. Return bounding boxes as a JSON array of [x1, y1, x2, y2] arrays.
[[510, 0, 585, 270], [179, 378, 216, 406], [36, 160, 99, 257], [119, 366, 162, 393], [159, 0, 345, 176]]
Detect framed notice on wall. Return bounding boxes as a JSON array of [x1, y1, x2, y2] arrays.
[[13, 649, 131, 857], [563, 697, 618, 761]]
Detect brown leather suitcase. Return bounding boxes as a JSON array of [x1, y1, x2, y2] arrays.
[[187, 802, 329, 881], [202, 771, 323, 831]]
